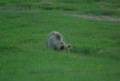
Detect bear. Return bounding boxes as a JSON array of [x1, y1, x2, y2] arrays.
[[46, 31, 71, 52]]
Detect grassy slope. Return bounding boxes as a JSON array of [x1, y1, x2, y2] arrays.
[[0, 0, 120, 81]]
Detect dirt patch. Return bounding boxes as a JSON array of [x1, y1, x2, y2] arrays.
[[0, 6, 37, 12], [67, 14, 120, 22], [98, 2, 111, 8], [41, 0, 54, 4], [116, 9, 120, 11], [97, 50, 119, 54]]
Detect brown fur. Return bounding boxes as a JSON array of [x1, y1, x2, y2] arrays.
[[46, 31, 71, 52]]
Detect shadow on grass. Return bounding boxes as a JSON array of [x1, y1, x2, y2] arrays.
[[0, 2, 78, 12], [85, 10, 117, 16], [70, 46, 99, 55], [0, 43, 20, 58]]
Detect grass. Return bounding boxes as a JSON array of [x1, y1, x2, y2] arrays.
[[0, 0, 120, 81]]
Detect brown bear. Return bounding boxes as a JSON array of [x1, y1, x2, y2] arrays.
[[46, 31, 71, 52]]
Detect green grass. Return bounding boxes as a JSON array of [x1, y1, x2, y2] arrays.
[[0, 0, 120, 81]]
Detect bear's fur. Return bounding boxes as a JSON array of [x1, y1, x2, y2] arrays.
[[46, 31, 71, 52]]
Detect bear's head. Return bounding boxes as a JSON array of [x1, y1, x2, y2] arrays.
[[60, 44, 71, 52]]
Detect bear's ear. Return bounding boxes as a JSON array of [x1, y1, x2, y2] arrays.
[[60, 45, 64, 50], [68, 44, 71, 48]]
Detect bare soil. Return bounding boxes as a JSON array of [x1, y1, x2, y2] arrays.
[[0, 6, 37, 12], [98, 2, 111, 8], [67, 14, 120, 22]]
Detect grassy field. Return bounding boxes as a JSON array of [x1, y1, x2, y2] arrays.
[[0, 0, 120, 81]]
